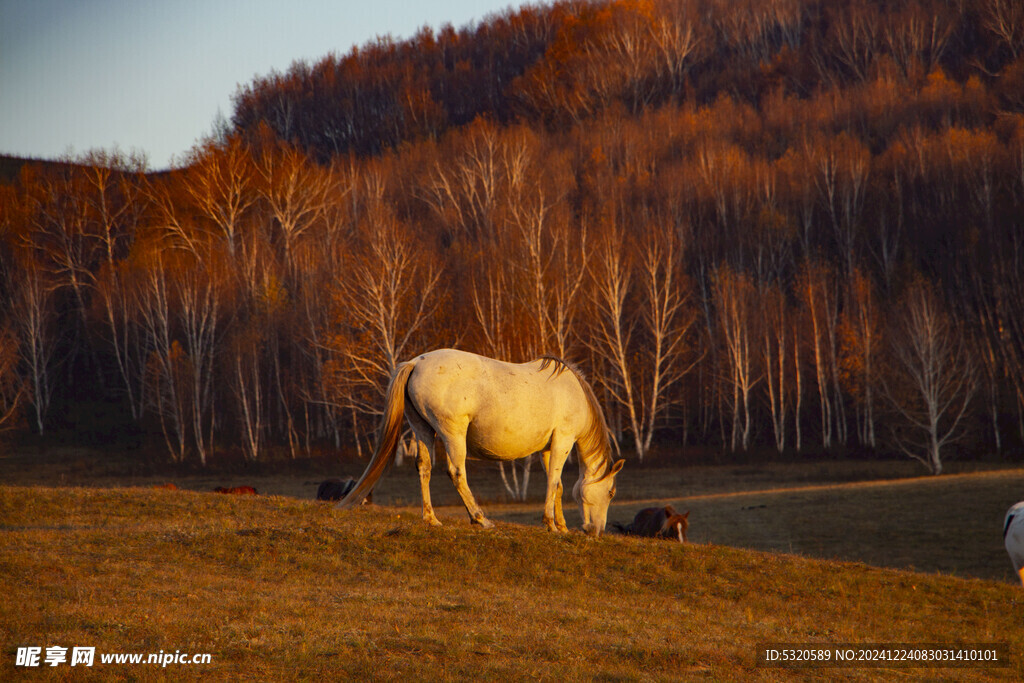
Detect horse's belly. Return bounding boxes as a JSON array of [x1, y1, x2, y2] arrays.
[[465, 419, 551, 461]]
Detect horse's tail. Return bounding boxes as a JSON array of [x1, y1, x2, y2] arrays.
[[337, 360, 417, 511]]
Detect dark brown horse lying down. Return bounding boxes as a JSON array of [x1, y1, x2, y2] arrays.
[[316, 478, 372, 504], [616, 505, 689, 542], [213, 486, 258, 495]]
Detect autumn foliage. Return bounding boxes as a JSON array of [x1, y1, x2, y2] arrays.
[[2, 0, 1024, 471]]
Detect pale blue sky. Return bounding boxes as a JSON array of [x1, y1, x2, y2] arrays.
[[0, 0, 530, 169]]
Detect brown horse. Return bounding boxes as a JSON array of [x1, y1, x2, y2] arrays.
[[213, 486, 258, 495], [618, 505, 689, 542]]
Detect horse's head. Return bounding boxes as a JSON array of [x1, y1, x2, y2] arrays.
[[660, 508, 689, 543], [577, 459, 625, 537]]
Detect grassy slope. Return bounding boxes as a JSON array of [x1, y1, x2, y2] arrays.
[[8, 448, 1022, 581], [1, 485, 1019, 681], [475, 465, 1024, 583]]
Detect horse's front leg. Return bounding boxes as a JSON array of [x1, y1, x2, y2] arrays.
[[542, 438, 571, 533], [442, 434, 494, 529], [554, 481, 566, 532]]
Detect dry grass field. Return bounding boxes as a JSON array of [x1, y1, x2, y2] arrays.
[[1, 448, 1023, 680]]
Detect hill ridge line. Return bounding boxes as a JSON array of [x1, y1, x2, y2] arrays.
[[648, 467, 1024, 507], [450, 467, 1024, 515]]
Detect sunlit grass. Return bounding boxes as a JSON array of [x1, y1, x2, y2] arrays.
[[1, 485, 1020, 680]]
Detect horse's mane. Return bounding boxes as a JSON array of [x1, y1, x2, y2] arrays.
[[537, 355, 575, 378], [535, 355, 614, 481]]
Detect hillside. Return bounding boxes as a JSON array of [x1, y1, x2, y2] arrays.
[[0, 154, 87, 183], [1, 485, 1019, 679], [0, 156, 26, 183], [232, 0, 1024, 160]]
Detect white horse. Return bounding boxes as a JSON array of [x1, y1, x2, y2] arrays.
[[1004, 502, 1024, 585], [337, 349, 624, 536]]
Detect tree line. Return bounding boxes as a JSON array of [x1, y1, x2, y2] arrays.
[[2, 0, 1023, 475], [232, 0, 1024, 159]]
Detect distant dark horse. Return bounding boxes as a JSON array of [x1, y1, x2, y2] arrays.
[[213, 486, 258, 495], [317, 478, 372, 504], [615, 505, 689, 542]]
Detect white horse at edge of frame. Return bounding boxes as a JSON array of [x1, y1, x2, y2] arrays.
[[1004, 501, 1024, 585]]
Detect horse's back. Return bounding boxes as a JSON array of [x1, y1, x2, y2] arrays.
[[408, 349, 505, 402], [405, 349, 588, 460], [410, 349, 570, 393], [627, 507, 665, 535]]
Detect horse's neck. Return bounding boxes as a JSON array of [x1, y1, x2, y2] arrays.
[[575, 413, 611, 479], [577, 445, 609, 480]]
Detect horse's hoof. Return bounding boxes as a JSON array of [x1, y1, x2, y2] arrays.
[[425, 517, 443, 527], [472, 516, 495, 529]]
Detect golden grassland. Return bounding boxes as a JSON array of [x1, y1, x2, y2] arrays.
[[1, 472, 1022, 681]]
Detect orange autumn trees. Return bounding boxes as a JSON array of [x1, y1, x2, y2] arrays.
[[2, 0, 1023, 472]]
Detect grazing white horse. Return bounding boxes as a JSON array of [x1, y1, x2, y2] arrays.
[[1004, 502, 1024, 585], [337, 349, 624, 536]]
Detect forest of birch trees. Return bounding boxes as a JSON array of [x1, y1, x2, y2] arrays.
[[2, 0, 1024, 474]]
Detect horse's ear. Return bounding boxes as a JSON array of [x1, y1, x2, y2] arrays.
[[682, 510, 690, 519], [664, 505, 676, 517], [606, 459, 625, 479]]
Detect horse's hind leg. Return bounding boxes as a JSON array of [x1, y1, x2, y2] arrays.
[[405, 406, 442, 527], [440, 434, 494, 529], [416, 438, 442, 527]]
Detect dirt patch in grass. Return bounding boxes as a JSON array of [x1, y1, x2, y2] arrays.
[[487, 469, 1024, 583], [663, 471, 1024, 582]]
